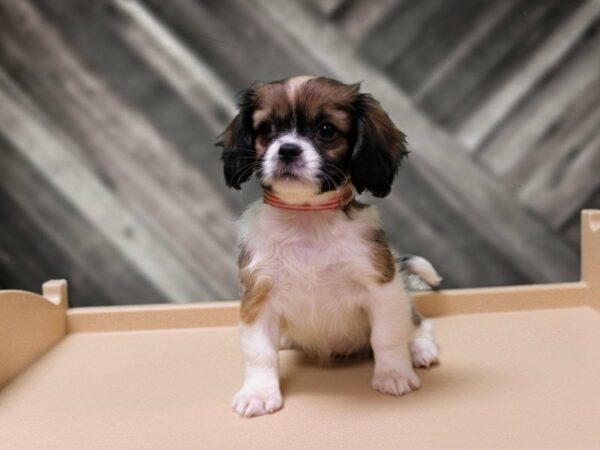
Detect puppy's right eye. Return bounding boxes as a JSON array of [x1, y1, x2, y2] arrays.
[[318, 122, 337, 140]]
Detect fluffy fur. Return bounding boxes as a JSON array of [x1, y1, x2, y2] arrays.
[[217, 76, 439, 418]]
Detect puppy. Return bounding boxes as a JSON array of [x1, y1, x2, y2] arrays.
[[217, 76, 440, 418]]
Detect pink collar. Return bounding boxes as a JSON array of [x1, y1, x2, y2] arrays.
[[263, 185, 354, 211]]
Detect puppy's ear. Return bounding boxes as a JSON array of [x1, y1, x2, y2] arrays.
[[350, 93, 409, 197], [216, 89, 256, 190]]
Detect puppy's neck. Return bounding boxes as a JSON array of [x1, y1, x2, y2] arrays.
[[263, 183, 354, 211]]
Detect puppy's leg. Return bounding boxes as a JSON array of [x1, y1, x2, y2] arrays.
[[410, 318, 439, 368], [400, 255, 443, 289], [279, 334, 295, 350], [232, 311, 282, 417], [368, 280, 421, 396]]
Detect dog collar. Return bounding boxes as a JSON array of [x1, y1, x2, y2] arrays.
[[263, 185, 354, 211]]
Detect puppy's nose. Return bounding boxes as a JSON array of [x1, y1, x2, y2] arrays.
[[278, 143, 302, 164]]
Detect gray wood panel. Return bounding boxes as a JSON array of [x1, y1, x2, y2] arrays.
[[0, 135, 163, 306], [416, 0, 584, 128], [0, 0, 597, 305], [0, 0, 242, 300]]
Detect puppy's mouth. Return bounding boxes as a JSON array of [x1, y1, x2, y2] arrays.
[[274, 164, 305, 180], [264, 160, 314, 184]]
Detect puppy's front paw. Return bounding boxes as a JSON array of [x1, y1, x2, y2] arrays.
[[232, 386, 282, 417], [371, 368, 421, 396]]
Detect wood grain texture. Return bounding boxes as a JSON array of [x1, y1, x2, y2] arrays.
[[0, 135, 163, 306], [458, 0, 600, 150], [0, 0, 239, 300], [333, 0, 398, 43], [0, 0, 597, 305]]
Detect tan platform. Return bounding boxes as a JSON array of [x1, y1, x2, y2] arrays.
[[1, 211, 599, 450]]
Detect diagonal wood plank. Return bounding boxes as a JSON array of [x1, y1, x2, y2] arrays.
[[0, 72, 204, 302], [0, 190, 104, 300], [0, 135, 164, 306], [420, 0, 583, 129], [518, 120, 600, 228], [489, 45, 600, 196], [111, 0, 236, 133], [306, 0, 349, 17], [458, 0, 600, 150], [251, 0, 579, 282], [30, 0, 254, 215], [388, 0, 499, 96], [142, 0, 327, 90], [0, 0, 240, 300], [477, 17, 600, 180], [412, 0, 516, 102], [333, 0, 399, 43], [359, 0, 444, 70]]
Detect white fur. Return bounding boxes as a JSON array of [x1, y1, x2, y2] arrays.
[[233, 201, 438, 417], [285, 75, 315, 102], [232, 312, 282, 417], [262, 133, 322, 186], [402, 255, 443, 288], [410, 319, 439, 368]]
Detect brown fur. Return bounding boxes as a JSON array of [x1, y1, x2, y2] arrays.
[[368, 229, 396, 284], [297, 78, 356, 161], [296, 78, 358, 130], [321, 129, 350, 161], [240, 277, 272, 324], [252, 82, 292, 128], [342, 199, 370, 219], [218, 75, 407, 195], [219, 114, 242, 152], [411, 304, 423, 327], [237, 244, 251, 270], [250, 77, 357, 163], [238, 244, 272, 324], [357, 94, 407, 163], [252, 82, 292, 157]]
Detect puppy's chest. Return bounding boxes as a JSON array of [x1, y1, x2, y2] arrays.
[[264, 226, 372, 353], [241, 207, 381, 355], [249, 216, 376, 330], [259, 222, 371, 291]]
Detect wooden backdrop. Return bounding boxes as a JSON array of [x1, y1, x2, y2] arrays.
[[1, 0, 599, 306]]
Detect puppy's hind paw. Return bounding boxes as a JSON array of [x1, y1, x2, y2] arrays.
[[371, 368, 421, 396], [410, 336, 439, 368], [232, 387, 283, 418]]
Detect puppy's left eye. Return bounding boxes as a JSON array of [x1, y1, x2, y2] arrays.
[[318, 122, 337, 140], [257, 122, 275, 138]]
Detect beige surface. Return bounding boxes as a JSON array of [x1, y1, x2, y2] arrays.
[[1, 307, 600, 450], [582, 210, 600, 309], [1, 210, 599, 448], [0, 280, 67, 387], [63, 282, 590, 333], [66, 300, 241, 333]]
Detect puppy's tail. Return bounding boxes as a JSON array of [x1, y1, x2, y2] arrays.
[[398, 255, 443, 291]]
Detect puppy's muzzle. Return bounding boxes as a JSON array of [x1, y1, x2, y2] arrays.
[[278, 143, 302, 165]]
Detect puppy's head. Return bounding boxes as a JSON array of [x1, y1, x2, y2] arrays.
[[217, 76, 408, 198]]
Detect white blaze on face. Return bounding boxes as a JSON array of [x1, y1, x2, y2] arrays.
[[262, 132, 322, 194], [285, 75, 315, 104], [260, 76, 322, 196]]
